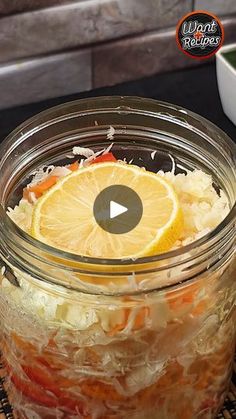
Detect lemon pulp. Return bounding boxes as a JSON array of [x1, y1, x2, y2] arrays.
[[31, 163, 183, 259]]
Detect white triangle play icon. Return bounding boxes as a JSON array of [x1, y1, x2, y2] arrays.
[[110, 200, 128, 219]]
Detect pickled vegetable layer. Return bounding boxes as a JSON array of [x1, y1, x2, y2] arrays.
[[1, 145, 235, 419]]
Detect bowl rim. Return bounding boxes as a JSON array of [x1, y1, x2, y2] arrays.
[[216, 42, 236, 76]]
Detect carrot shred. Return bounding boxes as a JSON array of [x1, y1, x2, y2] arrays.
[[23, 175, 59, 202], [168, 283, 200, 310], [23, 152, 116, 203], [108, 309, 130, 337], [68, 161, 79, 171], [133, 307, 150, 330], [191, 299, 207, 316], [90, 152, 117, 165]]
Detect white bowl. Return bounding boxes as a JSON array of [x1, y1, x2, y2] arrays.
[[216, 43, 236, 125]]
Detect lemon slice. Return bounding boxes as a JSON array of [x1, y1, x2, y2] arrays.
[[31, 163, 183, 259]]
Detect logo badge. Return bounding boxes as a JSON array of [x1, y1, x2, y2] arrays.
[[176, 10, 224, 59]]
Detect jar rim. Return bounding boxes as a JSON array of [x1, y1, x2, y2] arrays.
[[1, 204, 235, 267], [0, 96, 235, 271]]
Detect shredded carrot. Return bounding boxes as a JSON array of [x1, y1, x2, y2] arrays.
[[68, 161, 79, 171], [168, 283, 200, 310], [69, 153, 116, 170], [108, 309, 129, 337], [168, 282, 209, 318], [133, 307, 150, 330], [23, 175, 59, 202], [191, 299, 207, 316], [182, 292, 195, 304], [80, 379, 125, 402], [23, 152, 116, 203], [90, 152, 117, 164], [12, 333, 36, 353]]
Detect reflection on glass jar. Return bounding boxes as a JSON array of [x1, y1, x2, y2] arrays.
[[0, 97, 235, 419]]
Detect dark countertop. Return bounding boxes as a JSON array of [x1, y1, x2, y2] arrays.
[[0, 62, 235, 144]]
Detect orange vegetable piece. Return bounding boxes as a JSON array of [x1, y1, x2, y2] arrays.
[[6, 365, 59, 408], [23, 175, 59, 202], [90, 152, 117, 164], [167, 283, 200, 310], [80, 379, 125, 402], [6, 359, 89, 415], [68, 161, 79, 171], [23, 152, 117, 203], [133, 307, 150, 330], [22, 363, 73, 393], [191, 299, 207, 315]]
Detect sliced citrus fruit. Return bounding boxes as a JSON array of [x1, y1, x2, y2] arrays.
[[31, 163, 183, 259]]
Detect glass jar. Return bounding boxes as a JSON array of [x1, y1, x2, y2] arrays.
[[0, 97, 235, 419]]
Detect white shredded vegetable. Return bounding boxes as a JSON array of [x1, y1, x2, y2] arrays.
[[5, 145, 231, 330], [51, 166, 71, 177], [72, 146, 95, 158], [8, 147, 230, 250], [168, 153, 176, 174], [83, 149, 105, 166], [176, 163, 190, 174], [103, 142, 114, 154], [151, 151, 157, 160], [2, 142, 234, 419], [107, 126, 115, 140], [28, 165, 55, 187]]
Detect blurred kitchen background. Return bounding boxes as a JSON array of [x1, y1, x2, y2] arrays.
[[0, 0, 236, 110]]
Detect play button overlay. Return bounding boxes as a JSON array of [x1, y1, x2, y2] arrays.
[[110, 201, 128, 219], [93, 185, 143, 234]]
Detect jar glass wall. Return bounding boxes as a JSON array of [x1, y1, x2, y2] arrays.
[[0, 97, 235, 419]]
